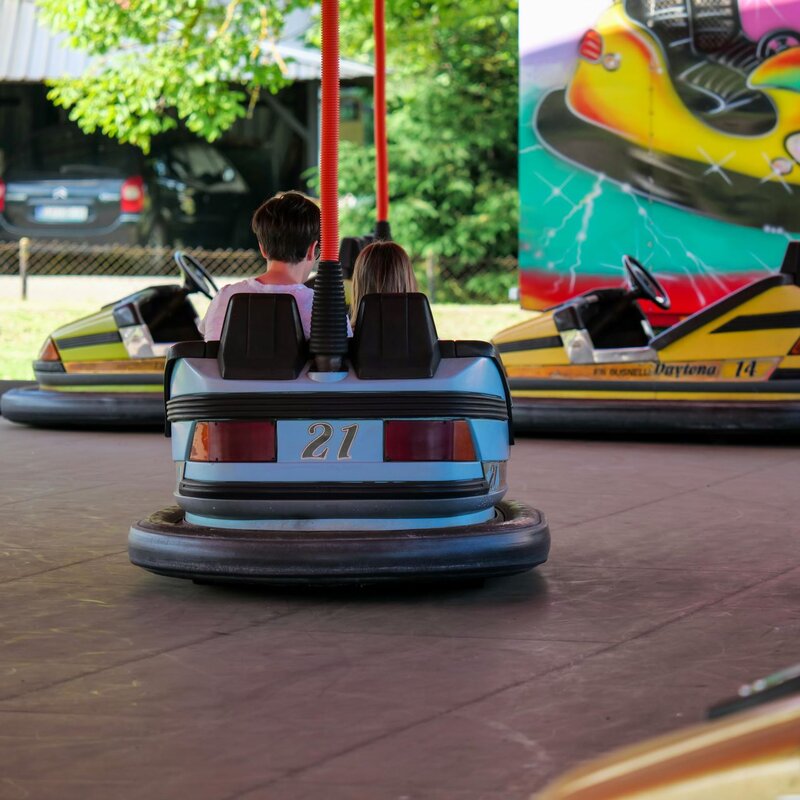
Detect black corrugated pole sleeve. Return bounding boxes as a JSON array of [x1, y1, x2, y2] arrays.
[[310, 260, 348, 371]]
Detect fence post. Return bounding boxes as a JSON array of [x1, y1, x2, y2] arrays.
[[426, 253, 436, 304], [19, 237, 30, 301]]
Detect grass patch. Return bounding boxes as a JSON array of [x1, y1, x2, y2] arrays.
[[0, 300, 98, 380], [0, 295, 532, 380]]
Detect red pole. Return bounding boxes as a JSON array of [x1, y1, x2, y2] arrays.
[[310, 0, 347, 371], [374, 0, 389, 225], [320, 0, 340, 262]]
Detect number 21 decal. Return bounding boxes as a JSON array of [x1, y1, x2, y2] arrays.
[[301, 423, 359, 460]]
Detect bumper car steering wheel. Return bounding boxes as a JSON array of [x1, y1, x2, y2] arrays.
[[623, 255, 671, 310], [175, 251, 218, 299]]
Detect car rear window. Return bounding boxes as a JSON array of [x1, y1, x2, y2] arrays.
[[168, 142, 241, 186], [6, 134, 140, 179]]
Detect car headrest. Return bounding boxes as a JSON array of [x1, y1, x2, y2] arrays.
[[352, 293, 440, 379], [780, 241, 800, 286], [217, 293, 307, 380], [339, 234, 374, 280]]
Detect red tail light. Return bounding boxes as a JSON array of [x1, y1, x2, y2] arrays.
[[790, 336, 800, 356], [0, 178, 5, 213], [384, 420, 477, 462], [37, 338, 60, 362], [120, 176, 145, 213], [189, 421, 277, 462], [579, 29, 603, 62]]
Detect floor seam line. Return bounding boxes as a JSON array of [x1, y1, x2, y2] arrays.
[[0, 480, 127, 511], [0, 605, 310, 704], [225, 561, 800, 794], [0, 550, 128, 586]]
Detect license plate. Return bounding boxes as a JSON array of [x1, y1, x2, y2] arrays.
[[278, 420, 383, 463], [34, 205, 89, 223]]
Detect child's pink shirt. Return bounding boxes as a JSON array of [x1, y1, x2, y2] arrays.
[[200, 279, 316, 341]]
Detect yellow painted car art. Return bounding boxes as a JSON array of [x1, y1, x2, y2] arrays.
[[536, 665, 800, 800], [535, 0, 800, 231], [493, 242, 800, 434], [569, 3, 800, 182]]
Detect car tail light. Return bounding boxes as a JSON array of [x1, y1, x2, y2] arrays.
[[384, 420, 477, 462], [579, 29, 603, 62], [189, 421, 276, 462], [120, 176, 145, 213], [37, 338, 60, 362], [0, 178, 5, 213], [790, 336, 800, 356]]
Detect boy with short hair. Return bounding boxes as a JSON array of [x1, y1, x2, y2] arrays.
[[200, 191, 323, 341]]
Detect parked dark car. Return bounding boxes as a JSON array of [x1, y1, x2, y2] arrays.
[[0, 131, 255, 249]]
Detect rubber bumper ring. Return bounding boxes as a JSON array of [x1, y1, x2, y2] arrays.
[[0, 386, 163, 429], [511, 398, 800, 436], [128, 501, 551, 585]]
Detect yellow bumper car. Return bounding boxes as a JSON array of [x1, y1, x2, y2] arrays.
[[494, 243, 800, 434]]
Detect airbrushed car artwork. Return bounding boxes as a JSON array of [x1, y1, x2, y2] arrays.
[[536, 0, 800, 231], [493, 242, 800, 434], [0, 252, 215, 428]]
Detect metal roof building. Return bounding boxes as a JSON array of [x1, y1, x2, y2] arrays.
[[0, 0, 372, 83]]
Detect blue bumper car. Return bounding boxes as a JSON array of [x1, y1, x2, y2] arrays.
[[128, 292, 550, 584], [128, 0, 549, 585]]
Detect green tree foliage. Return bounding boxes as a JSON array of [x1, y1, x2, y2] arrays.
[[40, 0, 519, 299], [334, 0, 519, 299], [39, 0, 313, 152]]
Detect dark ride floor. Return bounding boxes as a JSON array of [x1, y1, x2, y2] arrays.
[[0, 417, 798, 800]]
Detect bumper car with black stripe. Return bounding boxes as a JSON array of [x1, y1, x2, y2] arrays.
[[0, 252, 215, 429], [128, 292, 550, 584], [494, 243, 800, 435]]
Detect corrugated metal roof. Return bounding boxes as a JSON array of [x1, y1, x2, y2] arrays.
[[0, 0, 91, 81], [0, 1, 372, 82]]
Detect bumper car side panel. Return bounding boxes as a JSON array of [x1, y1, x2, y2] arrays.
[[36, 371, 162, 388], [170, 355, 507, 400]]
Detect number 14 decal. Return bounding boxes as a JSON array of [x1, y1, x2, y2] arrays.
[[735, 360, 757, 378], [301, 423, 359, 460]]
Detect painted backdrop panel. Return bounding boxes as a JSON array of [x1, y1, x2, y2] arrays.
[[520, 0, 800, 321]]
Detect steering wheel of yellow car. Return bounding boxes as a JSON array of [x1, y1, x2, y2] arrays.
[[623, 255, 671, 310], [175, 251, 219, 300]]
